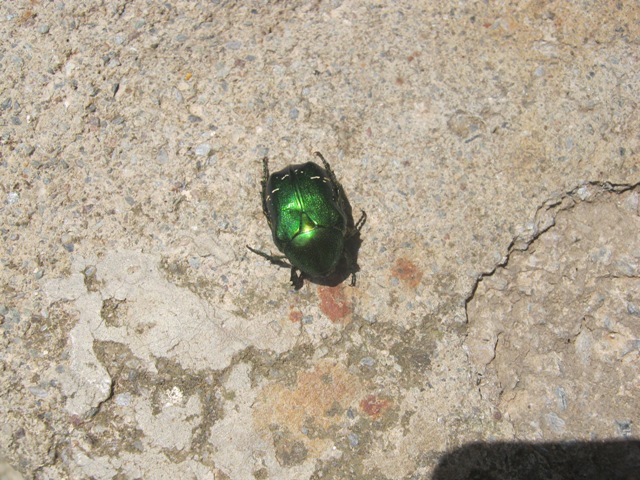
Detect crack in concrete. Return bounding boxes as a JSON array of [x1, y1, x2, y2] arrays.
[[464, 180, 640, 321]]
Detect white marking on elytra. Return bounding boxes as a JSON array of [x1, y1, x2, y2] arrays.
[[271, 188, 280, 193], [309, 176, 321, 180]]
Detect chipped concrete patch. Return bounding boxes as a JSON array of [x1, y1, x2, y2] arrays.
[[42, 250, 300, 418]]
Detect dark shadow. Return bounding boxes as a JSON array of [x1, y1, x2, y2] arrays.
[[432, 440, 640, 480]]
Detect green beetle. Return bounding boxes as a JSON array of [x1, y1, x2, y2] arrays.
[[247, 152, 366, 289]]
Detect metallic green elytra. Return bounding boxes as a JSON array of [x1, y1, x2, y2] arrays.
[[247, 152, 366, 289]]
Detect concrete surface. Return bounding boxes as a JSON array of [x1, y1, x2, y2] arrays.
[[1, 1, 639, 479]]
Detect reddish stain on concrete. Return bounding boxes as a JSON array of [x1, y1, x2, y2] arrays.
[[288, 307, 303, 323], [360, 395, 391, 419], [317, 285, 351, 322], [391, 257, 423, 288]]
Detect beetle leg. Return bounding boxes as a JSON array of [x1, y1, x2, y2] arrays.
[[246, 245, 291, 269], [314, 151, 342, 201], [247, 246, 305, 288], [354, 210, 367, 232], [341, 248, 360, 287], [290, 267, 304, 290], [345, 210, 367, 238], [260, 157, 271, 224], [314, 151, 329, 169]]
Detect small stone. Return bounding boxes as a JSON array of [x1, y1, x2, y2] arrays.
[[545, 412, 566, 433], [565, 137, 574, 150], [172, 87, 183, 103], [38, 24, 50, 34], [555, 386, 568, 411], [6, 192, 19, 205], [195, 143, 211, 156], [289, 107, 299, 120], [577, 185, 590, 200], [156, 149, 169, 164], [115, 392, 132, 407], [615, 419, 632, 437], [589, 247, 612, 264], [28, 386, 48, 399], [18, 143, 35, 156], [364, 314, 377, 324], [7, 308, 19, 324], [360, 356, 375, 367], [614, 258, 637, 277], [574, 329, 593, 365], [61, 234, 74, 252], [627, 303, 640, 317]]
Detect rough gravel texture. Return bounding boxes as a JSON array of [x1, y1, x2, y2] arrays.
[[1, 1, 639, 479]]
